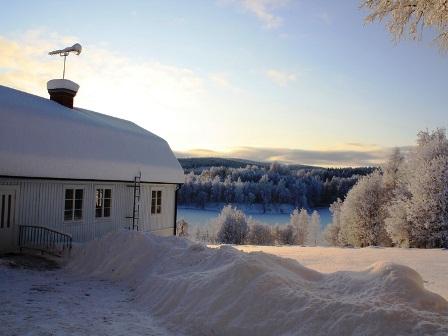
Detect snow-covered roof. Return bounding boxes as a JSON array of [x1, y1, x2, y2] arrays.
[[0, 85, 184, 183]]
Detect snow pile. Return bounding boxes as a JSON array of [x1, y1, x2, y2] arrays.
[[68, 231, 448, 336]]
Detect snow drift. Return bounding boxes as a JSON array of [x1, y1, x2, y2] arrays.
[[67, 231, 448, 336]]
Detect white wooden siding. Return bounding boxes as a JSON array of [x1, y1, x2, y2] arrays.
[[141, 184, 176, 235], [0, 178, 176, 245]]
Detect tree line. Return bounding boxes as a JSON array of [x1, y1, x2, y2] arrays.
[[178, 164, 374, 211]]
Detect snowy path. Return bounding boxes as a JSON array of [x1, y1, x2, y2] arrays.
[[232, 245, 448, 299], [0, 262, 177, 336]]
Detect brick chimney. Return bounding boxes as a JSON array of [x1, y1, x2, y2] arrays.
[[47, 79, 79, 109]]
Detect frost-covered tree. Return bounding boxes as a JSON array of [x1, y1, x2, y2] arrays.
[[259, 174, 273, 213], [215, 205, 249, 244], [308, 210, 321, 246], [234, 177, 245, 203], [290, 208, 309, 245], [382, 148, 404, 193], [361, 0, 448, 51], [324, 198, 343, 246], [339, 171, 391, 247], [386, 129, 448, 247], [247, 218, 274, 245]]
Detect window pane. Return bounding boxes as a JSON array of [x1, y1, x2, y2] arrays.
[[104, 207, 111, 217], [74, 209, 82, 220], [157, 190, 162, 199], [64, 199, 72, 211], [65, 189, 73, 199], [104, 198, 111, 208], [95, 189, 101, 202], [105, 189, 111, 198], [64, 210, 73, 221], [75, 199, 83, 210], [95, 208, 102, 218], [157, 205, 161, 214], [96, 189, 103, 207], [96, 198, 102, 208], [75, 189, 83, 199]]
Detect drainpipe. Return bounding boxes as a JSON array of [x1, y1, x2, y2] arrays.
[[173, 184, 181, 236]]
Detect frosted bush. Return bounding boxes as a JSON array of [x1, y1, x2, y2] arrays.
[[215, 205, 249, 244], [176, 219, 189, 237], [339, 171, 391, 247], [324, 198, 343, 246], [308, 210, 321, 246], [247, 218, 274, 245], [290, 208, 309, 245], [277, 224, 296, 245]]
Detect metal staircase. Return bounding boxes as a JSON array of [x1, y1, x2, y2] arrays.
[[126, 173, 141, 230]]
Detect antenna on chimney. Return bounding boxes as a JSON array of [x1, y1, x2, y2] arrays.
[[48, 43, 82, 79]]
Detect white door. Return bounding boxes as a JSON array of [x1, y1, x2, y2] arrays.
[[149, 188, 163, 231], [0, 187, 17, 251]]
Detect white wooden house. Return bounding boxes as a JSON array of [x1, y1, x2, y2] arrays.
[[0, 79, 184, 252]]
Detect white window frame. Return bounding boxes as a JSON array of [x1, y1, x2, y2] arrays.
[[151, 188, 163, 215], [95, 185, 113, 220], [63, 186, 85, 222]]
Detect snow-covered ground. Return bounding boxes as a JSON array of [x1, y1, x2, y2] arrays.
[[1, 231, 447, 336], [0, 257, 178, 336], [231, 245, 448, 300], [68, 231, 447, 335]]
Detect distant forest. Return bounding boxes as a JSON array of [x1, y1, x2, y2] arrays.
[[177, 158, 375, 211]]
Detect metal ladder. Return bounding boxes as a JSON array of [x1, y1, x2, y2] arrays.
[[127, 172, 141, 230]]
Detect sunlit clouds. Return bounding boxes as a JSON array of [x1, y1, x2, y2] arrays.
[[265, 69, 297, 86], [175, 145, 403, 168]]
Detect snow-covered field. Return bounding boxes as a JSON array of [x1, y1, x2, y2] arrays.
[[1, 231, 448, 336], [231, 245, 448, 300], [178, 206, 332, 227]]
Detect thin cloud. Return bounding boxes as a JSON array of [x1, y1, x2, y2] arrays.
[[176, 145, 409, 167], [315, 11, 331, 25], [223, 0, 290, 29], [208, 72, 242, 94], [265, 69, 297, 86]]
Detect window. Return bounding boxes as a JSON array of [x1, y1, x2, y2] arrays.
[[151, 190, 162, 214], [64, 188, 83, 221], [96, 188, 112, 218]]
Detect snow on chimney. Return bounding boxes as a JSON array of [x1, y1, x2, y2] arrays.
[[47, 79, 79, 109]]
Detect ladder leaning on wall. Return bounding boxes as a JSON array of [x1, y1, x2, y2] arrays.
[[126, 172, 141, 231]]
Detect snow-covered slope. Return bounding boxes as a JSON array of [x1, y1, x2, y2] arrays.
[[68, 231, 448, 336], [0, 85, 184, 183], [234, 244, 448, 300]]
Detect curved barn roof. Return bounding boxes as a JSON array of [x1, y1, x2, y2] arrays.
[[0, 85, 184, 184]]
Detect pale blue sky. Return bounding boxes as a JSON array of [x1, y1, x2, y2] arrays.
[[1, 0, 447, 166]]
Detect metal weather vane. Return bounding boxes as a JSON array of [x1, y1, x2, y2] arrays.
[[48, 43, 82, 79]]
